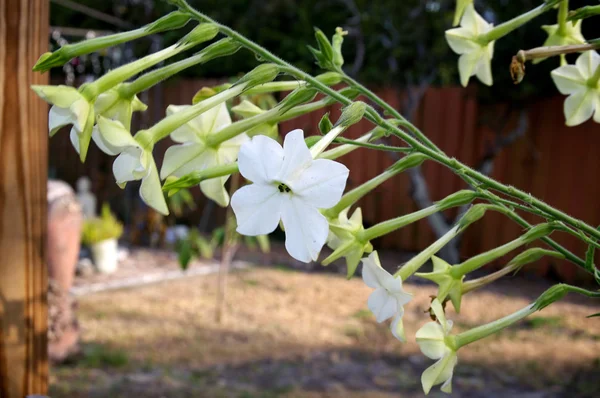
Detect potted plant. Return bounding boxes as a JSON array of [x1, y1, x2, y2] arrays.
[[82, 204, 123, 274]]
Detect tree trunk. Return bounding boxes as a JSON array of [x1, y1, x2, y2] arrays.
[[0, 0, 49, 396]]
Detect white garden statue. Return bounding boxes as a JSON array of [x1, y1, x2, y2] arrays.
[[76, 176, 96, 219]]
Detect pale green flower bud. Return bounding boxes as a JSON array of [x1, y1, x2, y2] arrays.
[[332, 27, 348, 68], [236, 63, 280, 87], [335, 101, 367, 128], [435, 190, 478, 211], [309, 28, 336, 70], [33, 11, 190, 72], [179, 23, 219, 46]]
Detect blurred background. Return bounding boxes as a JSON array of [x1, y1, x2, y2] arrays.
[[38, 0, 600, 397]]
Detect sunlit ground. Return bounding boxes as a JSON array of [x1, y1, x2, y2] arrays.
[[50, 266, 600, 397]]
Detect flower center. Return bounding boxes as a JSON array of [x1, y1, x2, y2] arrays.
[[277, 182, 292, 194]]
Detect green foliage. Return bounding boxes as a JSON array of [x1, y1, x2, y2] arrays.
[[166, 188, 196, 217], [81, 204, 123, 245]]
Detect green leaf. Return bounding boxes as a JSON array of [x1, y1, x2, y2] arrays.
[[586, 312, 600, 318]]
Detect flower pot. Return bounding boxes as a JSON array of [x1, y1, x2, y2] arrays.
[[91, 238, 119, 274]]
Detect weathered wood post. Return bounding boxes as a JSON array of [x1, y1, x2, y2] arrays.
[[0, 0, 50, 396]]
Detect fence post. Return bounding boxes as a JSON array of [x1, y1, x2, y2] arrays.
[[0, 0, 49, 396]]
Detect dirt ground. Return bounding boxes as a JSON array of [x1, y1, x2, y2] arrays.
[[51, 265, 600, 398]]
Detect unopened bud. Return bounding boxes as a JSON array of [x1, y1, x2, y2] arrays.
[[533, 284, 568, 311], [458, 204, 488, 229], [335, 101, 366, 128], [308, 28, 335, 70], [315, 72, 343, 86], [436, 190, 478, 211], [201, 38, 242, 60], [389, 153, 428, 173], [522, 222, 555, 243], [146, 11, 191, 34], [508, 248, 564, 270], [179, 24, 219, 46], [237, 64, 280, 88]]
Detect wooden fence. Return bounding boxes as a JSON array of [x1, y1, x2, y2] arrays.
[[49, 79, 600, 282]]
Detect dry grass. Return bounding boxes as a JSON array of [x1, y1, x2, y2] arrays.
[[51, 267, 600, 397]]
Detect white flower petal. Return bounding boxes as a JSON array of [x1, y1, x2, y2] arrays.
[[49, 106, 76, 136], [367, 288, 398, 323], [160, 142, 209, 179], [140, 161, 169, 215], [113, 149, 143, 184], [96, 116, 139, 151], [69, 127, 80, 155], [232, 183, 284, 236], [361, 252, 387, 289], [237, 134, 284, 184], [391, 309, 406, 342], [551, 65, 586, 95], [31, 85, 81, 108], [564, 89, 595, 126], [421, 352, 458, 395], [200, 175, 230, 207], [445, 29, 479, 55], [291, 159, 349, 208], [575, 50, 600, 79], [276, 129, 312, 183], [218, 133, 250, 162], [281, 196, 329, 263], [166, 105, 204, 143], [416, 322, 447, 360], [474, 44, 494, 86], [92, 126, 120, 156], [458, 52, 480, 87]]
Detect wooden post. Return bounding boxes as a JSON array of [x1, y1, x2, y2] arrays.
[[0, 0, 49, 396]]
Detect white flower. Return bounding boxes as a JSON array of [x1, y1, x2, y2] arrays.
[[361, 251, 412, 340], [32, 85, 94, 158], [231, 100, 279, 139], [416, 299, 458, 395], [453, 0, 473, 27], [94, 87, 148, 130], [231, 129, 349, 263], [445, 4, 495, 87], [551, 51, 600, 126], [159, 103, 248, 207], [96, 117, 168, 215]]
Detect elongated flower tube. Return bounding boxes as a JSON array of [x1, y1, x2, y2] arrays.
[[231, 129, 349, 262], [416, 223, 555, 312], [416, 299, 458, 395], [32, 24, 219, 161], [323, 190, 477, 278], [395, 203, 490, 280], [361, 251, 412, 342], [33, 11, 191, 72], [551, 50, 600, 126]]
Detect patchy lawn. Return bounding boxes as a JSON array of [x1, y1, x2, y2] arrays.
[[51, 266, 600, 397]]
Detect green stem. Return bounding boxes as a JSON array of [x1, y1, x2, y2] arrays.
[[178, 0, 600, 273], [207, 105, 282, 146], [558, 0, 569, 36], [340, 75, 442, 154], [588, 64, 600, 88], [480, 3, 549, 44], [318, 132, 373, 159]]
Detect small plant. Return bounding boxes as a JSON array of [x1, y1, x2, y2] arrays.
[[81, 204, 123, 246]]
